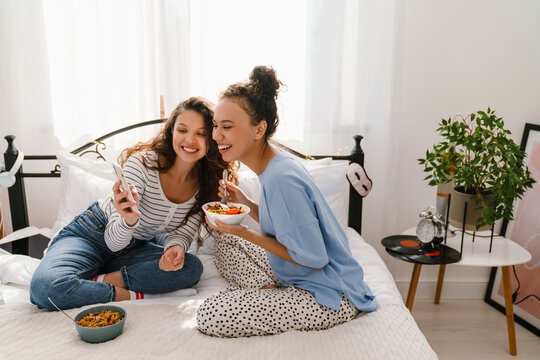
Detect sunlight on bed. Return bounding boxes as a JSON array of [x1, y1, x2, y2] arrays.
[[176, 299, 201, 328]]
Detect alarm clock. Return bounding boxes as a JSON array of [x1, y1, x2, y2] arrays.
[[416, 208, 445, 248]]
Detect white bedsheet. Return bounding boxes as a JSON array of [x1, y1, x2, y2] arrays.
[[0, 228, 437, 360]]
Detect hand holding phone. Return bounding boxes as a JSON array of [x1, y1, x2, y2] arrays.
[[112, 163, 139, 213]]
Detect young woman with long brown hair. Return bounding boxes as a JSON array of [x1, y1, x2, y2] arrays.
[[30, 96, 236, 310]]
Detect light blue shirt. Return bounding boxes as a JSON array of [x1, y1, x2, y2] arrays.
[[258, 152, 377, 311]]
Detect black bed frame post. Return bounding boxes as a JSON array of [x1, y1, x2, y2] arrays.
[[348, 135, 364, 234], [3, 135, 29, 255]]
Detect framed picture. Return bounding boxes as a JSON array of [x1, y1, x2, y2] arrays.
[[485, 122, 540, 337]]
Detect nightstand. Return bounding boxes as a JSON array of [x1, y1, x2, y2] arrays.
[[386, 228, 531, 356]]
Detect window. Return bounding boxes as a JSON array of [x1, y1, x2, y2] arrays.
[[190, 0, 308, 143]]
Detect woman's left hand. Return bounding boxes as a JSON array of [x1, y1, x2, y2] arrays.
[[205, 217, 247, 238], [159, 245, 185, 271]]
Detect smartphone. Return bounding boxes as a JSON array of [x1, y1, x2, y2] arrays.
[[112, 163, 139, 213]]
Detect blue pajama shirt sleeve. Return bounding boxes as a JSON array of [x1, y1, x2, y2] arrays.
[[265, 174, 329, 269]]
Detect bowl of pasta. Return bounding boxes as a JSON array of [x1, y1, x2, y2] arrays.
[[203, 202, 251, 227], [74, 305, 126, 343]]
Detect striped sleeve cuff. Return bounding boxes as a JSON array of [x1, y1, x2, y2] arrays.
[[164, 234, 192, 253], [104, 215, 139, 252]]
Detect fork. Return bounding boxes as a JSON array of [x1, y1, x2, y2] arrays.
[[221, 169, 229, 207]]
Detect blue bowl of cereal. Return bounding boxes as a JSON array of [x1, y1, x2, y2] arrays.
[[74, 305, 126, 343]]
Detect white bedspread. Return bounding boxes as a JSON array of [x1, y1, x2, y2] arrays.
[[0, 229, 437, 360]]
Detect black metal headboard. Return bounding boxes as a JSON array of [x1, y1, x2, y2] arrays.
[[2, 120, 365, 256]]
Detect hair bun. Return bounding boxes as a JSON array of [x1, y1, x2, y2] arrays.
[[249, 65, 280, 99]]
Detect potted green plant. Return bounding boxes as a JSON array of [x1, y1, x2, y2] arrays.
[[418, 108, 536, 230]]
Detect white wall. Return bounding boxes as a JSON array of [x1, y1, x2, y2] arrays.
[[385, 0, 540, 299]]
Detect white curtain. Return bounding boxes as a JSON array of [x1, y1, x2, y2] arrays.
[[190, 0, 400, 245], [302, 0, 398, 154], [0, 0, 56, 154], [2, 0, 396, 153], [189, 0, 308, 142], [1, 0, 399, 244], [301, 0, 400, 245], [0, 0, 191, 232], [41, 0, 191, 149]]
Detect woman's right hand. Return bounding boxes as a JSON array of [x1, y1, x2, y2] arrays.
[[112, 180, 141, 227], [219, 179, 259, 223], [219, 179, 250, 206]]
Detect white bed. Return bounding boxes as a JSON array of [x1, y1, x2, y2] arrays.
[[0, 126, 437, 359], [0, 228, 436, 360]]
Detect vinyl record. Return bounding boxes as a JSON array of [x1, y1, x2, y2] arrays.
[[381, 235, 424, 255], [385, 249, 416, 263], [386, 245, 461, 265]]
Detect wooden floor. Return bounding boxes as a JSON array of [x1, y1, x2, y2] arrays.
[[411, 299, 540, 359]]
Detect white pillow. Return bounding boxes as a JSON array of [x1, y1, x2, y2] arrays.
[[237, 159, 350, 233], [308, 160, 350, 230], [51, 151, 116, 238], [48, 152, 350, 256], [236, 156, 332, 174], [0, 253, 41, 286], [298, 156, 333, 166]]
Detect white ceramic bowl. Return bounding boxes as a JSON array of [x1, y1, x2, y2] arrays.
[[203, 202, 251, 226]]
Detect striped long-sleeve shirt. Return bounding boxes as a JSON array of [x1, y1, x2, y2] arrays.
[[98, 151, 201, 253]]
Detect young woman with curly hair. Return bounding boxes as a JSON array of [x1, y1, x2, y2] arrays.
[[196, 67, 376, 337]]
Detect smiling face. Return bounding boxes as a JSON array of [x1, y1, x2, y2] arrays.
[[212, 98, 266, 163], [172, 109, 209, 164]]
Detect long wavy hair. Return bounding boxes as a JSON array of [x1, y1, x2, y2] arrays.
[[119, 96, 238, 229]]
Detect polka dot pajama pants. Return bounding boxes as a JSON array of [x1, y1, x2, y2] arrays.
[[196, 233, 360, 338]]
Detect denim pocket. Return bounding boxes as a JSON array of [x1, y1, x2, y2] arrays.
[[76, 210, 105, 235]]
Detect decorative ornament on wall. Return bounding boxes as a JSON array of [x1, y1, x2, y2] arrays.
[[347, 162, 372, 197]]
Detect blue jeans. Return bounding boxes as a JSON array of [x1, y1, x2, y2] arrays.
[[30, 202, 203, 310]]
